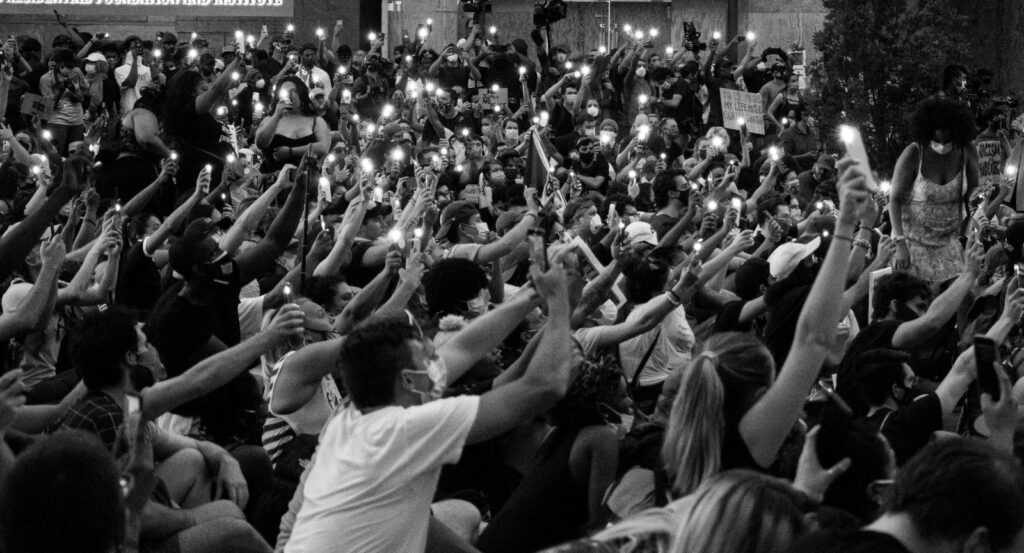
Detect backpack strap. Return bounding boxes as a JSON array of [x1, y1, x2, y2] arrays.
[[629, 329, 662, 392]]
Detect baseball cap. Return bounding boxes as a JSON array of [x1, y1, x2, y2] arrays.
[[815, 154, 836, 171], [169, 218, 220, 279], [623, 221, 658, 248], [85, 52, 106, 63], [436, 200, 479, 239], [767, 236, 821, 280], [364, 201, 393, 220]]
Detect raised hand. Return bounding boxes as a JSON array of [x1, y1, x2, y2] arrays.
[[793, 425, 852, 503], [267, 302, 306, 343]]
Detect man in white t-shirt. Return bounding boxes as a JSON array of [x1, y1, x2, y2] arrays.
[[284, 262, 572, 553], [114, 37, 153, 113]]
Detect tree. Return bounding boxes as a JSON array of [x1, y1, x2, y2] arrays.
[[810, 0, 970, 173]]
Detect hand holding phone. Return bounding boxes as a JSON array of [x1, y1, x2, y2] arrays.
[[527, 228, 548, 271], [975, 335, 1002, 401]]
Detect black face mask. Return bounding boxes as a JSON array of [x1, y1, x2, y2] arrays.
[[195, 256, 235, 287], [579, 152, 595, 163], [891, 383, 913, 406]]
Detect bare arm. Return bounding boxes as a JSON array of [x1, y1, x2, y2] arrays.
[[739, 159, 869, 467], [466, 265, 570, 444], [144, 307, 300, 419], [314, 196, 367, 276]]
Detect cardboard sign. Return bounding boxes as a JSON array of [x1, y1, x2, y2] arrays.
[[20, 93, 54, 121], [976, 139, 1003, 187], [476, 87, 509, 109], [720, 89, 765, 135], [789, 49, 807, 90]]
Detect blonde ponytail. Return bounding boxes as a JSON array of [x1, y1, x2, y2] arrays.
[[661, 353, 726, 497]]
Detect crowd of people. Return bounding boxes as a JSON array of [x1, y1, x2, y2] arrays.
[[1, 8, 1024, 553]]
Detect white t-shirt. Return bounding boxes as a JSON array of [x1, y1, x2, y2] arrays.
[[114, 56, 153, 113], [285, 395, 480, 553], [619, 301, 694, 387]]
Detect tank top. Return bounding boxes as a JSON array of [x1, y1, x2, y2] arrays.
[[259, 117, 318, 173]]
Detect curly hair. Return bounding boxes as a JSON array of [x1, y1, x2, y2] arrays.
[[548, 352, 624, 429], [908, 96, 978, 147], [422, 258, 489, 316], [272, 76, 316, 117]]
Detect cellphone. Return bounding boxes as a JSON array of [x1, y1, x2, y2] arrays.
[[974, 335, 1002, 401], [608, 202, 617, 221], [283, 281, 295, 304], [1016, 264, 1024, 289], [527, 228, 548, 271], [815, 387, 853, 468]]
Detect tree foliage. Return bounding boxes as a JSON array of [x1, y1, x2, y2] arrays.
[[811, 0, 971, 173]]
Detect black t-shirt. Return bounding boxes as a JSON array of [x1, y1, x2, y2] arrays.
[[836, 320, 901, 416], [571, 154, 611, 194], [422, 109, 475, 145], [117, 240, 161, 314], [790, 530, 911, 553], [168, 96, 230, 194], [763, 285, 812, 368], [662, 80, 700, 128], [713, 300, 756, 334], [549, 103, 574, 138], [343, 239, 383, 288], [865, 393, 942, 465], [436, 65, 470, 91], [146, 262, 244, 418], [650, 213, 679, 240]]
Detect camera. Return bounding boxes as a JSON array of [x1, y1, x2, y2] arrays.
[[461, 0, 492, 24], [533, 0, 567, 27], [683, 22, 706, 53]]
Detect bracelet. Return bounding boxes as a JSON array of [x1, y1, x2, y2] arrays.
[[665, 290, 682, 306], [832, 234, 854, 244], [852, 239, 871, 250], [892, 235, 907, 244]]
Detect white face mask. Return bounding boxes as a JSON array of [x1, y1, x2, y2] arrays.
[[473, 221, 490, 237], [466, 291, 489, 315], [586, 106, 599, 117], [504, 128, 519, 141], [635, 67, 647, 78], [402, 357, 448, 403], [583, 128, 596, 137], [256, 78, 266, 89], [589, 213, 603, 233], [84, 63, 97, 75], [930, 141, 954, 155], [446, 54, 459, 63]]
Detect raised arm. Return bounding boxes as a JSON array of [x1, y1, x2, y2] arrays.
[[0, 237, 63, 341], [144, 182, 204, 258], [739, 158, 871, 467], [0, 154, 86, 282], [466, 263, 570, 444], [891, 237, 982, 349], [234, 160, 306, 283], [143, 305, 303, 419], [122, 161, 176, 217], [314, 194, 367, 277], [219, 165, 291, 255], [196, 50, 243, 115], [473, 191, 540, 264]]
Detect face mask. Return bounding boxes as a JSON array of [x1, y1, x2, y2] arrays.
[[930, 141, 954, 155], [589, 213, 603, 233], [504, 128, 519, 141], [600, 130, 617, 145], [789, 208, 802, 220], [635, 67, 647, 78], [894, 302, 921, 322], [256, 78, 266, 89], [586, 106, 599, 117], [447, 54, 459, 63], [402, 357, 448, 403], [474, 222, 490, 236], [583, 128, 596, 137], [466, 291, 489, 315], [84, 63, 97, 74], [580, 151, 594, 163]]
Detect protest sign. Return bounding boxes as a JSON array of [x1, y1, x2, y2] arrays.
[[721, 89, 765, 135], [20, 94, 55, 121]]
